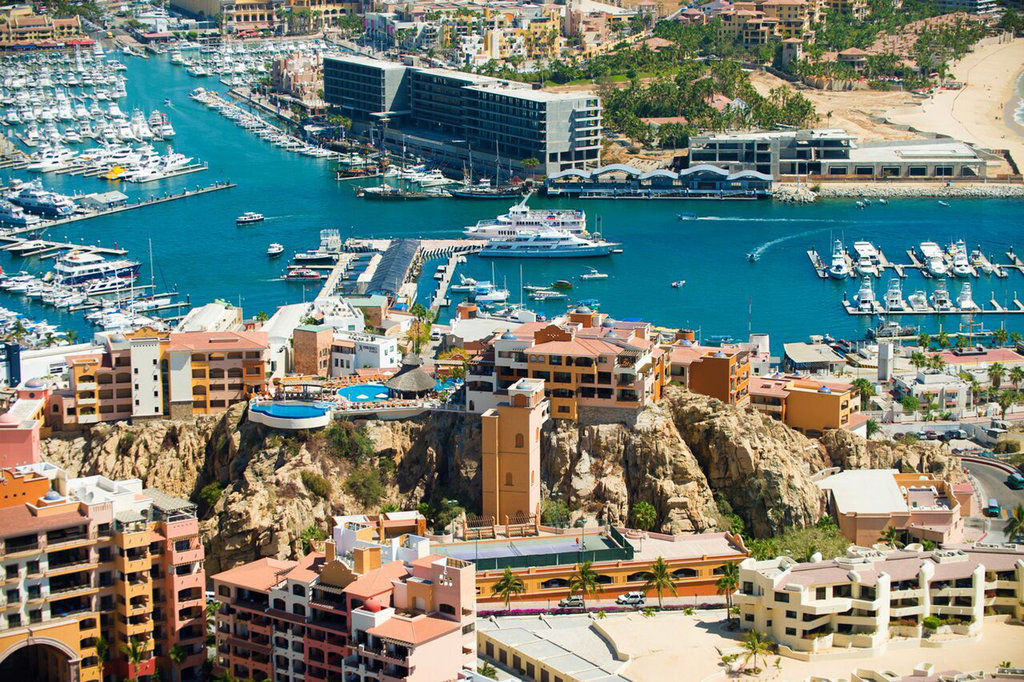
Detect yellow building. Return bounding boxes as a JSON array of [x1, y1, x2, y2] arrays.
[[825, 0, 868, 20], [748, 374, 863, 437], [286, 0, 360, 28], [761, 0, 815, 41], [481, 378, 549, 525]]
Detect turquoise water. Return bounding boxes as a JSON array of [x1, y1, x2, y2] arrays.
[[336, 383, 390, 402], [2, 54, 1024, 351], [250, 401, 330, 418]]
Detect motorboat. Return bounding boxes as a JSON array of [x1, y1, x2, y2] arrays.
[[267, 243, 284, 258], [852, 277, 877, 312], [882, 278, 906, 312], [236, 211, 264, 225], [466, 198, 588, 238], [0, 199, 41, 227], [920, 242, 948, 277], [7, 180, 76, 217], [671, 280, 686, 288], [284, 268, 322, 281], [948, 239, 971, 278], [478, 228, 618, 258], [551, 280, 573, 290], [580, 267, 608, 280], [827, 239, 850, 279], [53, 251, 140, 284], [956, 282, 978, 311], [930, 280, 954, 311], [854, 256, 877, 277], [677, 212, 697, 220], [747, 252, 760, 263], [907, 290, 929, 311], [938, 200, 950, 207], [292, 229, 341, 264]]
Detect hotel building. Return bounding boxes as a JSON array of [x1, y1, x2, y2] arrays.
[[748, 373, 863, 437], [0, 463, 206, 682], [668, 342, 751, 406], [322, 55, 601, 175], [292, 325, 401, 378], [211, 525, 476, 682], [0, 7, 85, 47], [49, 328, 269, 429], [466, 307, 669, 420], [736, 545, 1024, 656]]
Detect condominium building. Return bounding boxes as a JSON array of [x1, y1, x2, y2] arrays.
[[893, 371, 973, 419], [748, 373, 863, 437], [49, 328, 269, 428], [761, 0, 816, 40], [211, 530, 476, 682], [221, 0, 284, 33], [322, 55, 601, 174], [817, 469, 974, 546], [292, 325, 401, 378], [466, 307, 669, 420], [0, 6, 85, 47], [736, 545, 1024, 656], [668, 342, 751, 406], [0, 463, 206, 682], [824, 0, 869, 19]]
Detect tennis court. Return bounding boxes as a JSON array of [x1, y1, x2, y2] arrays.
[[433, 533, 620, 562]]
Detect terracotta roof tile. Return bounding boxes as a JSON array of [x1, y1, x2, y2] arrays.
[[366, 613, 460, 645]]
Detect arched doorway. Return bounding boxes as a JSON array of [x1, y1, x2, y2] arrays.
[[0, 637, 80, 682]]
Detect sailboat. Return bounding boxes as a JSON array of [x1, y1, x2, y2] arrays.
[[450, 141, 523, 199]]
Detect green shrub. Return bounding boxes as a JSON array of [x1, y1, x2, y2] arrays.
[[300, 524, 327, 553], [198, 482, 225, 509], [301, 471, 331, 499], [922, 615, 941, 630], [541, 498, 570, 526], [345, 467, 384, 506], [324, 421, 375, 461], [117, 433, 136, 455], [380, 502, 399, 514]]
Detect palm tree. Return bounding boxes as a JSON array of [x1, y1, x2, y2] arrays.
[[1006, 504, 1024, 542], [10, 319, 26, 343], [936, 331, 950, 349], [64, 329, 78, 345], [1010, 332, 1022, 347], [993, 328, 1008, 347], [909, 351, 928, 371], [917, 332, 931, 350], [738, 629, 774, 673], [996, 390, 1018, 420], [878, 525, 904, 549], [929, 356, 947, 373], [1010, 366, 1024, 393], [169, 644, 187, 682], [568, 560, 600, 611], [989, 362, 1006, 389], [852, 378, 874, 409], [491, 567, 525, 611], [122, 636, 148, 682], [205, 599, 222, 644], [95, 636, 108, 681], [714, 561, 739, 622], [642, 557, 677, 609]]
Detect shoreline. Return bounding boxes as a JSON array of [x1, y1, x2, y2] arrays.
[[774, 181, 1024, 202]]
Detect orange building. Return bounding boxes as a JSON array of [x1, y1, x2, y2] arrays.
[[749, 373, 863, 437], [0, 7, 85, 47], [668, 343, 750, 406]]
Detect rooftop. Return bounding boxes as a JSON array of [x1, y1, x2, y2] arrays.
[[366, 612, 460, 645], [817, 469, 908, 515], [212, 557, 298, 592]]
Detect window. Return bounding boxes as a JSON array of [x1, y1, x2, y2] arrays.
[[292, 585, 305, 597], [219, 585, 231, 598], [785, 610, 796, 619], [514, 433, 524, 448], [785, 627, 796, 636], [505, 473, 513, 487], [292, 604, 306, 617], [815, 587, 826, 600], [774, 592, 790, 603]]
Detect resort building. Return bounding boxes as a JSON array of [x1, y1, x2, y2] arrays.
[[782, 341, 846, 373], [0, 6, 86, 48], [322, 55, 601, 175], [211, 532, 476, 682], [543, 163, 773, 199], [748, 373, 863, 437], [220, 0, 284, 33], [816, 469, 973, 546], [48, 328, 269, 429], [466, 307, 669, 420], [688, 129, 989, 179], [892, 371, 973, 419], [0, 463, 206, 682], [292, 325, 401, 379], [736, 545, 1024, 656], [481, 378, 549, 524], [668, 342, 751, 406]]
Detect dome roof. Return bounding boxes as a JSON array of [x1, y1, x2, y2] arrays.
[[574, 306, 591, 314], [602, 319, 615, 328], [500, 332, 517, 340], [680, 339, 693, 347], [24, 379, 45, 389], [713, 351, 727, 358], [362, 597, 383, 613], [0, 412, 19, 425], [43, 490, 62, 501]]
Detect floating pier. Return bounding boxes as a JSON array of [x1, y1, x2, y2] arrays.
[[0, 236, 127, 257], [842, 299, 1024, 316]]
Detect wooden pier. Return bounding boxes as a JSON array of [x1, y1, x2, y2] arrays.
[[808, 243, 1024, 281], [429, 254, 460, 313], [843, 299, 1024, 316]]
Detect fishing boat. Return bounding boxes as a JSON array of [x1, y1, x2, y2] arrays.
[[920, 242, 948, 277], [267, 243, 284, 258], [853, 277, 877, 313], [580, 267, 608, 280], [948, 239, 971, 278], [882, 278, 906, 312], [236, 211, 264, 225], [827, 239, 850, 279], [956, 282, 978, 311], [930, 280, 954, 311], [907, 290, 929, 311]]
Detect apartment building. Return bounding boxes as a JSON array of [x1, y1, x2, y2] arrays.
[[893, 371, 973, 419], [717, 9, 778, 46], [49, 329, 269, 428], [824, 0, 868, 19], [0, 6, 85, 47], [292, 325, 401, 378], [668, 342, 751, 406], [211, 532, 476, 682], [322, 55, 601, 174], [817, 469, 973, 546], [736, 545, 1024, 656], [0, 379, 50, 468], [0, 463, 206, 682], [286, 0, 360, 27], [466, 307, 669, 420], [749, 373, 861, 437], [221, 0, 284, 33], [761, 0, 816, 40]]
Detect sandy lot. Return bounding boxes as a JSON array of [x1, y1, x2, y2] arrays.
[[597, 611, 1024, 681]]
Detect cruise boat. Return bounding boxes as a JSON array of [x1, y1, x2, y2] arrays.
[[827, 239, 850, 279], [956, 282, 978, 311], [236, 211, 264, 225], [852, 277, 877, 312], [293, 229, 341, 264], [466, 198, 588, 238], [267, 243, 284, 258], [930, 280, 954, 311], [478, 229, 617, 258], [882, 278, 906, 312], [0, 200, 41, 227], [53, 251, 140, 284], [7, 180, 76, 217], [284, 268, 323, 281], [907, 290, 929, 311], [919, 242, 948, 277]]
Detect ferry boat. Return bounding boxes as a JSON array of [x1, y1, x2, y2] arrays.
[[0, 199, 41, 227], [267, 243, 284, 258], [478, 229, 617, 258], [956, 282, 978, 311], [53, 251, 141, 285], [466, 198, 588, 238], [919, 242, 948, 277], [930, 280, 954, 311], [284, 268, 323, 281], [882, 278, 906, 312], [7, 180, 76, 217], [827, 239, 850, 279], [236, 211, 264, 225]]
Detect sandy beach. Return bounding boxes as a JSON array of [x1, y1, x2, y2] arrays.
[[887, 37, 1024, 171]]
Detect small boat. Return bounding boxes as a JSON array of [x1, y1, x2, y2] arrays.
[[237, 211, 264, 225], [938, 201, 950, 207], [827, 239, 851, 280], [747, 252, 760, 263], [671, 280, 685, 288], [878, 198, 888, 205], [580, 267, 608, 280], [284, 268, 322, 280], [551, 280, 573, 290], [677, 212, 697, 220], [610, 248, 623, 254], [267, 243, 284, 258], [907, 290, 928, 311]]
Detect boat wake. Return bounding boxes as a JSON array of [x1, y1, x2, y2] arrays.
[[695, 216, 851, 223], [747, 226, 833, 259]]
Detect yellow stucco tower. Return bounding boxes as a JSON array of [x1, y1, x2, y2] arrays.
[[481, 378, 549, 524]]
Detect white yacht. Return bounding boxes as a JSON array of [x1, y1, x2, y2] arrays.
[[930, 280, 954, 311], [580, 267, 608, 280], [450, 274, 479, 293], [920, 242, 948, 277], [852, 277, 876, 312], [882, 278, 906, 311], [478, 228, 618, 258], [8, 180, 76, 217], [948, 239, 971, 278], [0, 199, 41, 227], [827, 239, 850, 279], [956, 282, 978, 311], [907, 290, 929, 311], [466, 198, 588, 238], [54, 251, 141, 284]]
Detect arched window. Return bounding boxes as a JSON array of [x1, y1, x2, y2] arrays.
[[514, 433, 524, 448], [673, 568, 698, 579], [292, 584, 305, 597], [273, 598, 285, 610], [505, 472, 513, 487], [292, 604, 306, 617]]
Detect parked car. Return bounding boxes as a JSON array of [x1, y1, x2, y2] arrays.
[[939, 429, 966, 442], [616, 591, 646, 606], [922, 430, 939, 440], [558, 595, 585, 608]]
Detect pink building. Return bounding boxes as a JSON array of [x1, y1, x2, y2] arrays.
[[0, 379, 50, 468]]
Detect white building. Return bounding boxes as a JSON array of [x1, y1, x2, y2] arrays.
[[893, 371, 973, 418], [329, 331, 400, 377]]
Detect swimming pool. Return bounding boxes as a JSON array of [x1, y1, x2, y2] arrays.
[[250, 402, 331, 419], [336, 383, 391, 403], [435, 378, 463, 391]]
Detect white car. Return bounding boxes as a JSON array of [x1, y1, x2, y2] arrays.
[[616, 591, 646, 606]]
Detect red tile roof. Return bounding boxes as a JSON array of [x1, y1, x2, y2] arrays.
[[366, 613, 460, 646], [0, 504, 88, 539], [212, 557, 297, 591], [344, 560, 409, 599], [167, 331, 269, 352]]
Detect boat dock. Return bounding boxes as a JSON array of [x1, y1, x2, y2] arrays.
[[314, 253, 358, 301], [842, 298, 1024, 316], [809, 242, 1023, 280], [0, 236, 127, 258], [429, 254, 460, 313], [807, 249, 827, 278]]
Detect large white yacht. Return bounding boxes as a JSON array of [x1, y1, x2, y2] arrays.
[[920, 242, 948, 277], [466, 198, 588, 239], [478, 228, 617, 258], [827, 239, 850, 279], [0, 199, 41, 227], [54, 251, 141, 284]]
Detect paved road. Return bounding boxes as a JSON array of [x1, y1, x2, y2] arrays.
[[965, 460, 1024, 542]]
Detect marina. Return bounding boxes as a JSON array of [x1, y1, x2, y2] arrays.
[[808, 243, 1023, 280]]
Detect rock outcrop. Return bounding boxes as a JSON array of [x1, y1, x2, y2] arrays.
[[819, 429, 966, 482]]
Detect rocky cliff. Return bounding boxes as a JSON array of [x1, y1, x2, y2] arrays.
[[39, 386, 963, 572]]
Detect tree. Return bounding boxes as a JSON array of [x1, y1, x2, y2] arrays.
[[995, 390, 1018, 420], [738, 629, 774, 673], [642, 557, 677, 609], [491, 567, 525, 611], [568, 560, 601, 611], [122, 636, 147, 682], [205, 599, 222, 644], [852, 378, 874, 410], [909, 351, 928, 371], [993, 328, 1009, 347], [1010, 366, 1024, 392], [989, 362, 1006, 389], [901, 394, 920, 414], [169, 644, 187, 682], [629, 501, 657, 532], [878, 525, 904, 549], [936, 331, 950, 349], [541, 498, 570, 527], [255, 311, 269, 322], [1007, 504, 1024, 542], [866, 418, 880, 437], [477, 662, 498, 680], [917, 332, 931, 349], [95, 637, 109, 681], [198, 481, 224, 509], [521, 157, 540, 169], [714, 561, 739, 622]]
